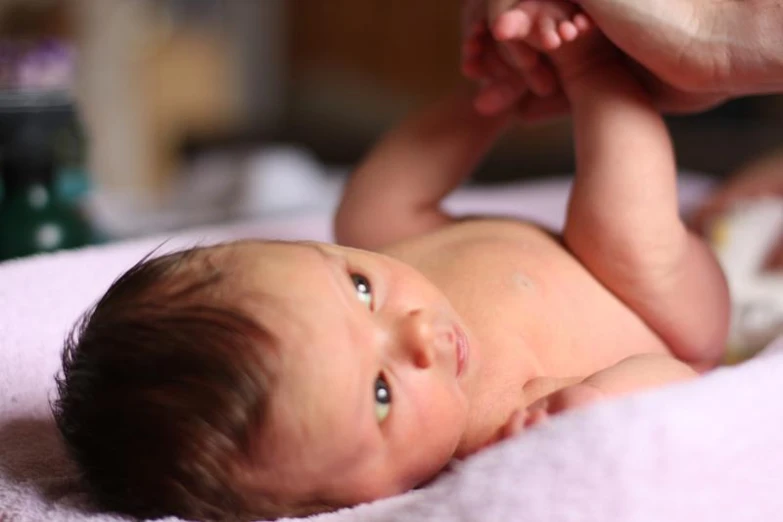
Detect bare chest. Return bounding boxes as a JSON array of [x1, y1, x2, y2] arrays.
[[386, 220, 667, 377]]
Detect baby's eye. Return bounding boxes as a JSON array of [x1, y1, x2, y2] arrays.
[[351, 274, 373, 308], [374, 375, 391, 423]]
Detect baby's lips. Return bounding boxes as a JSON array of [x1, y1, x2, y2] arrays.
[[453, 323, 470, 377]]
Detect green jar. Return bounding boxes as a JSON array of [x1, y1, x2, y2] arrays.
[[0, 121, 93, 261]]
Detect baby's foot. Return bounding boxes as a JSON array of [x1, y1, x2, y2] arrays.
[[492, 0, 593, 52], [495, 0, 617, 84]]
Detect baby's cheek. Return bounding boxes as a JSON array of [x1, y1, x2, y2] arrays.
[[425, 388, 467, 452]]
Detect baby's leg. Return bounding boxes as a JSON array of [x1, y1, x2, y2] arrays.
[[498, 0, 623, 85], [512, 1, 730, 369]]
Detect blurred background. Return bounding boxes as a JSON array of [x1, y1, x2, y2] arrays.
[[2, 0, 783, 260]]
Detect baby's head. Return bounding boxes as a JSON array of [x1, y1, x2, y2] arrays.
[[53, 240, 471, 520]]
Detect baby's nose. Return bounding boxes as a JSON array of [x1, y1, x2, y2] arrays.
[[397, 310, 452, 369]]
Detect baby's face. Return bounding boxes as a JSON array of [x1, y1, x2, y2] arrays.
[[215, 240, 472, 505]]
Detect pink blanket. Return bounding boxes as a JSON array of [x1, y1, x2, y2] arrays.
[[5, 176, 780, 521]]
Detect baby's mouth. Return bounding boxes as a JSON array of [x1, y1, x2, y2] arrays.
[[454, 323, 469, 377]]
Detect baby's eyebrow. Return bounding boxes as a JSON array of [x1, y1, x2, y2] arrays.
[[293, 241, 335, 269], [303, 243, 333, 265], [301, 244, 352, 301]]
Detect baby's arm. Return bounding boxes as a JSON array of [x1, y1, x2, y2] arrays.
[[499, 353, 696, 435], [579, 353, 697, 397], [523, 354, 697, 427], [335, 90, 509, 249], [513, 3, 729, 368]]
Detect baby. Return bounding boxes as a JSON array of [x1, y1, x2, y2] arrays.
[[52, 2, 730, 521]]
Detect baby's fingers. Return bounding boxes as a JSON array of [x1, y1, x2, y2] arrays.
[[492, 11, 559, 95], [525, 409, 549, 428], [514, 90, 569, 122], [462, 45, 510, 81], [483, 47, 515, 79], [510, 48, 557, 96], [462, 27, 516, 81], [497, 39, 540, 70], [500, 409, 527, 439], [474, 78, 528, 115], [461, 23, 491, 79]]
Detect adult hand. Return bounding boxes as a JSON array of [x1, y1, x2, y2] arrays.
[[462, 0, 783, 115], [570, 0, 776, 112]]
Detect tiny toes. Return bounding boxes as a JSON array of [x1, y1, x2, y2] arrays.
[[493, 11, 533, 41], [558, 21, 578, 42], [538, 18, 561, 50], [573, 13, 592, 32]]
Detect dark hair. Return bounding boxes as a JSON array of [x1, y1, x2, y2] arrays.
[[51, 247, 332, 521]]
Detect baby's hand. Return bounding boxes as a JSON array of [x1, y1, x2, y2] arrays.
[[497, 381, 605, 438], [463, 0, 560, 115], [523, 382, 606, 427], [462, 20, 536, 115], [465, 0, 595, 118]]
